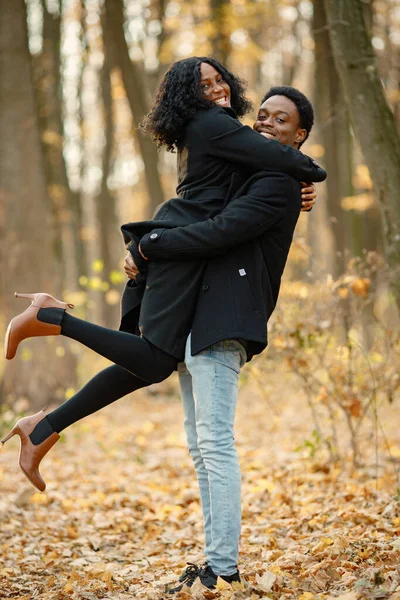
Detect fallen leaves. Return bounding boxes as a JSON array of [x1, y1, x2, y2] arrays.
[[1, 378, 400, 600], [255, 569, 276, 591]]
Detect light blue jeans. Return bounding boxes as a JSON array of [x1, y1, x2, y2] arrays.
[[178, 333, 247, 575]]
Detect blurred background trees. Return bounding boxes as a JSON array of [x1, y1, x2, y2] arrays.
[[1, 0, 399, 410]]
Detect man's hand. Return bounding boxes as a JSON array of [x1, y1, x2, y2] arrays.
[[124, 252, 140, 280], [301, 182, 316, 212], [138, 243, 148, 260]]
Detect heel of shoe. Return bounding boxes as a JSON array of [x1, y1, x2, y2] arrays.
[[0, 425, 20, 448], [14, 293, 36, 300]]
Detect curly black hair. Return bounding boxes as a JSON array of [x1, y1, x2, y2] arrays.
[[261, 86, 314, 148], [140, 57, 253, 151]]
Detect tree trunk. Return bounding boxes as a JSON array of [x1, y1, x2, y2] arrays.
[[323, 0, 400, 308], [313, 0, 354, 276], [210, 0, 232, 64], [146, 0, 169, 96], [0, 0, 76, 409], [104, 0, 165, 217], [92, 8, 122, 328], [33, 0, 83, 291]]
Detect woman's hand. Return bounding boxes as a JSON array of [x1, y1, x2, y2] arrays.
[[124, 252, 140, 280], [301, 182, 316, 212]]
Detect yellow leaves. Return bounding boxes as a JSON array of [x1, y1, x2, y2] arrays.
[[357, 547, 372, 559], [350, 277, 370, 298], [65, 387, 76, 400], [316, 386, 328, 404], [142, 420, 156, 434], [20, 347, 32, 362], [88, 276, 103, 291], [308, 144, 325, 158], [64, 290, 87, 306], [111, 82, 126, 100], [66, 526, 79, 539], [92, 259, 104, 273], [352, 164, 373, 190], [55, 346, 65, 358], [61, 498, 76, 512], [101, 567, 114, 590], [42, 130, 62, 148], [231, 580, 246, 591], [63, 581, 74, 594], [30, 492, 50, 505], [105, 289, 121, 305], [216, 577, 234, 590], [335, 276, 371, 299], [48, 184, 67, 206], [273, 335, 287, 350], [311, 538, 335, 554], [110, 269, 126, 285], [298, 593, 315, 600], [136, 434, 148, 447], [341, 193, 375, 211], [1, 366, 400, 600], [250, 478, 276, 493], [344, 395, 362, 418]]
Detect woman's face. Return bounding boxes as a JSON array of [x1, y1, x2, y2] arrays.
[[199, 62, 231, 108]]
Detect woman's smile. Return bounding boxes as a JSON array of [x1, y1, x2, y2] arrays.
[[200, 62, 231, 108]]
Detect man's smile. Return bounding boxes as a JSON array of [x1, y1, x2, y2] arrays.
[[257, 128, 279, 139]]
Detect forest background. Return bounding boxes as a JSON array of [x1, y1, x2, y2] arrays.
[[2, 0, 400, 598]]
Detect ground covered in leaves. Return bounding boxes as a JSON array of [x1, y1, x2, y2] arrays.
[[1, 370, 400, 600]]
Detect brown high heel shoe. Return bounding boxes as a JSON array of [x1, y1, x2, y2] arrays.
[[4, 292, 74, 360], [0, 407, 60, 492]]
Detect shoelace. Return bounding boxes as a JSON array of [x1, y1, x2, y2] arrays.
[[180, 562, 205, 584], [167, 562, 207, 594]]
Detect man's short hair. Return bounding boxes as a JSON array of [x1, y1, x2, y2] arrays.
[[261, 86, 314, 148]]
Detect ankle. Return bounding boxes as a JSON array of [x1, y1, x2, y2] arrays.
[[29, 416, 56, 445], [37, 307, 65, 327]]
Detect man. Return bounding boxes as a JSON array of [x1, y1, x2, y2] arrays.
[[125, 86, 322, 592]]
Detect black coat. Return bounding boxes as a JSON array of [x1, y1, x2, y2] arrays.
[[120, 105, 326, 360], [138, 171, 303, 360]]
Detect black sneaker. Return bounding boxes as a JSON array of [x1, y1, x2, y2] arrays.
[[198, 564, 241, 590], [166, 562, 241, 594]]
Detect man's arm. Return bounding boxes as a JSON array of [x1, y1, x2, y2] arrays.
[[139, 173, 299, 261]]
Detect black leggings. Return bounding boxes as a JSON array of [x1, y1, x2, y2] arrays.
[[47, 364, 149, 433], [40, 311, 177, 434], [60, 312, 176, 383]]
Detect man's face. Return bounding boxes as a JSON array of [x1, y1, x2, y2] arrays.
[[199, 62, 231, 108], [253, 95, 306, 148]]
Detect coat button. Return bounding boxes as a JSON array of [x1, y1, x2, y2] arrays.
[[150, 233, 158, 240], [202, 284, 209, 291]]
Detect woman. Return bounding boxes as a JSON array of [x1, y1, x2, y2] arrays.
[[1, 57, 322, 494]]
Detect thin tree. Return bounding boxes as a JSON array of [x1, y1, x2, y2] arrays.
[[314, 0, 354, 276], [209, 0, 232, 64], [105, 0, 165, 217], [323, 0, 400, 309], [0, 0, 76, 408], [33, 0, 84, 291]]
